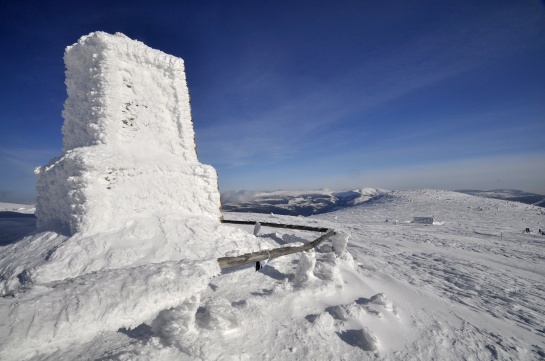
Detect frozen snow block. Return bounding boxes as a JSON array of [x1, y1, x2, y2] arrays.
[[35, 147, 221, 234], [35, 32, 222, 235], [61, 32, 197, 160]]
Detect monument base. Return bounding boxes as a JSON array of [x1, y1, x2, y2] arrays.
[[36, 146, 221, 235]]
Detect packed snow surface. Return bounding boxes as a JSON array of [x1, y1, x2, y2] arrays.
[[1, 189, 544, 360]]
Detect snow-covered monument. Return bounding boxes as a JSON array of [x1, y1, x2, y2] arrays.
[[0, 33, 266, 359], [35, 32, 221, 235]]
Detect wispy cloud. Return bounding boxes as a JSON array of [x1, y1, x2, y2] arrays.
[[195, 93, 352, 168], [195, 1, 545, 173]]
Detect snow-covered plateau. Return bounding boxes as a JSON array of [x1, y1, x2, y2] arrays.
[[1, 189, 544, 360]]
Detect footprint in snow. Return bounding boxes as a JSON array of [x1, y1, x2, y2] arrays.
[[337, 328, 379, 354]]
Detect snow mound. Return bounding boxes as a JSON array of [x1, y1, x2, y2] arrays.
[[0, 214, 262, 289], [0, 259, 218, 361], [330, 230, 350, 256], [369, 293, 395, 312], [337, 328, 379, 353], [293, 249, 317, 286]]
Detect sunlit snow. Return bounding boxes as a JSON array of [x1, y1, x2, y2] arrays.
[[1, 189, 544, 360]]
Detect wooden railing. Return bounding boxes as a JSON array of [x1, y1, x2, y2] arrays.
[[218, 219, 335, 269]]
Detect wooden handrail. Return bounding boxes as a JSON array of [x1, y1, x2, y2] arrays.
[[221, 219, 329, 233], [217, 229, 336, 269]]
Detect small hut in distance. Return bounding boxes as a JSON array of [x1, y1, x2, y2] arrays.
[[412, 216, 434, 225]]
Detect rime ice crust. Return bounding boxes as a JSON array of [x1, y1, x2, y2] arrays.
[[35, 32, 221, 235], [61, 32, 196, 158], [35, 150, 221, 234]]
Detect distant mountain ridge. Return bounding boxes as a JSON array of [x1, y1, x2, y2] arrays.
[[456, 189, 545, 207], [221, 188, 387, 216], [222, 188, 545, 216]]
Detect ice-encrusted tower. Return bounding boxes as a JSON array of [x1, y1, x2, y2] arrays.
[[35, 32, 221, 235]]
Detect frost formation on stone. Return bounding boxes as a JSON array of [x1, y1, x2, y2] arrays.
[[35, 31, 221, 235]]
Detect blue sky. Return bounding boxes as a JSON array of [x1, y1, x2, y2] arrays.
[[1, 0, 544, 203]]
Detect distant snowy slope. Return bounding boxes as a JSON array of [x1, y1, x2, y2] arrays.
[[313, 189, 545, 359], [0, 202, 35, 213], [223, 189, 545, 216], [0, 203, 36, 246], [458, 189, 545, 208], [222, 188, 387, 216]]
